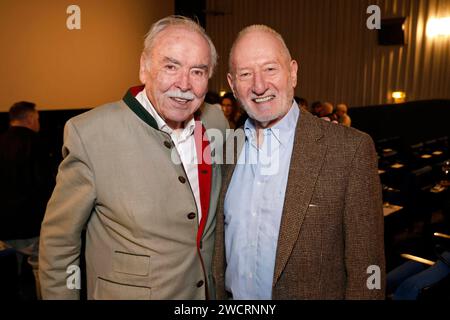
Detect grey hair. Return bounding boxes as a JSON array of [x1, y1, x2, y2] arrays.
[[228, 24, 292, 73], [143, 15, 218, 78]]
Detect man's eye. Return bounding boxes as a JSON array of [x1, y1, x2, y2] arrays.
[[192, 69, 205, 77], [165, 65, 177, 71], [240, 72, 250, 78]]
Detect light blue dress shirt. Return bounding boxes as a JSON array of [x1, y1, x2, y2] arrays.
[[224, 102, 300, 299]]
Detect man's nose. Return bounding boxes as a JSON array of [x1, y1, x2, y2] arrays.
[[252, 72, 267, 95], [176, 70, 192, 91]]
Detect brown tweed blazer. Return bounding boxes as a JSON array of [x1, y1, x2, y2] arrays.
[[212, 108, 385, 299]]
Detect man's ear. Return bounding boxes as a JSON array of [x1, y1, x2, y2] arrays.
[[139, 53, 148, 84], [290, 60, 298, 88]]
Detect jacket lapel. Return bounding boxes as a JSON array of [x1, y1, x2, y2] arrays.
[[273, 110, 327, 284]]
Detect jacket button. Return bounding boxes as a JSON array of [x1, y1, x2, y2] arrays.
[[178, 176, 186, 184], [196, 280, 204, 288], [201, 169, 208, 174], [187, 212, 196, 220], [164, 141, 172, 149]]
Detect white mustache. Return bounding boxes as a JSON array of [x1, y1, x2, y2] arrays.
[[166, 90, 195, 100]]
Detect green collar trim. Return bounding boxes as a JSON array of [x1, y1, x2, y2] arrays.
[[123, 89, 158, 130]]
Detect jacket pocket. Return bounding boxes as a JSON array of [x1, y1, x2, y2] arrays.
[[94, 277, 151, 300], [113, 251, 150, 276]]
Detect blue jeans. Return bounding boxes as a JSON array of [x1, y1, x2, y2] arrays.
[[387, 252, 450, 300]]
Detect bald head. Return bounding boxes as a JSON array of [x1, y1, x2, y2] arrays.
[[336, 103, 348, 116], [319, 102, 333, 117], [228, 25, 292, 73]]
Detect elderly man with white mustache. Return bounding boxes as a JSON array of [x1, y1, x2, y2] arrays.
[[39, 16, 228, 300]]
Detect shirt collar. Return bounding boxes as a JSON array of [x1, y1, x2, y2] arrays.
[[244, 100, 300, 146], [135, 89, 196, 139]]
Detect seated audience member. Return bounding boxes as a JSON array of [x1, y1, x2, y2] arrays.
[[336, 103, 351, 127], [319, 102, 338, 123], [221, 93, 239, 129], [204, 91, 223, 113], [233, 105, 248, 129], [294, 96, 308, 112], [221, 93, 248, 129], [310, 101, 323, 116], [205, 90, 221, 105], [387, 251, 450, 300], [0, 102, 51, 253]]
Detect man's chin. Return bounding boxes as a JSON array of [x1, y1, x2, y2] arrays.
[[164, 111, 196, 125], [247, 109, 275, 121], [248, 110, 286, 127]]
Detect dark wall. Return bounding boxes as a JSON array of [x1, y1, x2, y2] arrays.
[[175, 0, 206, 28], [349, 100, 450, 147]]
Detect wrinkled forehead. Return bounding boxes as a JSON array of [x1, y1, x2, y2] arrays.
[[153, 26, 209, 53], [148, 26, 212, 67]]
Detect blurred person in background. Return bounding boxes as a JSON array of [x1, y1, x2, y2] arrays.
[[220, 92, 239, 129], [310, 100, 322, 116], [0, 101, 52, 299], [294, 96, 308, 112], [336, 103, 351, 127], [318, 102, 338, 123]]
